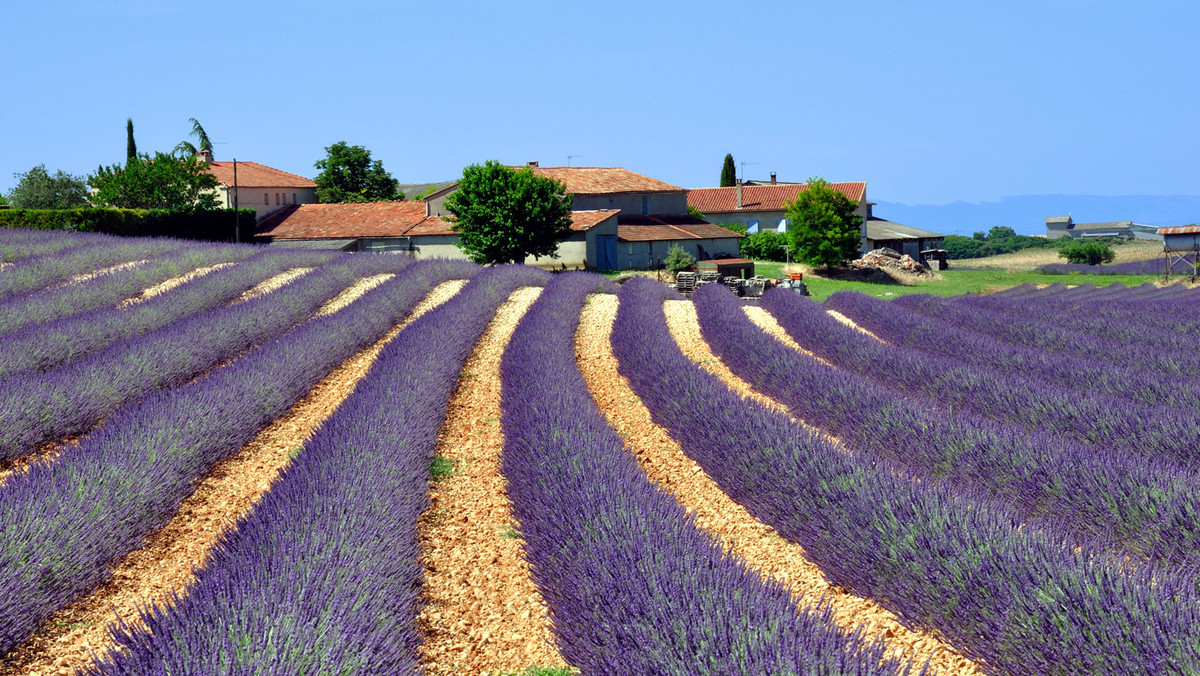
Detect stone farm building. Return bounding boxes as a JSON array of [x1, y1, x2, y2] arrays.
[[1046, 215, 1161, 241], [688, 179, 943, 260], [199, 150, 318, 220], [257, 165, 742, 270]]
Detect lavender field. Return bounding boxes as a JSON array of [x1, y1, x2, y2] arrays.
[[0, 228, 1197, 675]]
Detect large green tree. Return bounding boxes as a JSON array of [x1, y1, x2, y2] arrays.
[[784, 177, 863, 268], [88, 152, 220, 211], [1059, 239, 1115, 265], [313, 141, 400, 203], [720, 153, 736, 187], [7, 165, 89, 209], [174, 118, 213, 158], [126, 118, 137, 160], [445, 160, 574, 265]]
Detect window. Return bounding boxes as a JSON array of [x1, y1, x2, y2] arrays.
[[264, 193, 268, 205], [275, 193, 281, 206], [747, 220, 759, 234], [778, 218, 790, 232], [641, 196, 648, 215], [292, 192, 297, 204]]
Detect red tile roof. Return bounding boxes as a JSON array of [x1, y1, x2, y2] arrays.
[[527, 167, 683, 195], [257, 202, 426, 239], [207, 161, 317, 189], [617, 215, 742, 243], [257, 203, 620, 240], [687, 182, 866, 214]]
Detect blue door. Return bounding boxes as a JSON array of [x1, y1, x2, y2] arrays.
[[595, 235, 617, 270]]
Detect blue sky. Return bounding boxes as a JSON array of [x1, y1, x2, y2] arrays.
[[3, 0, 1196, 205]]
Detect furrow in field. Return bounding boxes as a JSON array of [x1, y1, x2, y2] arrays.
[[118, 262, 235, 307], [231, 266, 313, 303], [576, 294, 979, 676], [313, 273, 396, 316], [0, 279, 469, 676], [65, 260, 146, 285], [826, 308, 882, 340], [417, 286, 568, 676]]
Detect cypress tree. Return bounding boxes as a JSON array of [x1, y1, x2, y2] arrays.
[[126, 118, 137, 160], [720, 153, 736, 187]]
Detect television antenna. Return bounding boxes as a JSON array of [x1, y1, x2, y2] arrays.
[[740, 160, 758, 181], [567, 154, 583, 166]]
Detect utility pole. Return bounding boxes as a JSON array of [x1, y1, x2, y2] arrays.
[[233, 159, 239, 244]]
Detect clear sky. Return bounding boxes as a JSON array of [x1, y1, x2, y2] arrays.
[[3, 0, 1196, 205]]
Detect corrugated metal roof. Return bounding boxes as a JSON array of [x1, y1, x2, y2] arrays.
[[864, 218, 943, 240], [1158, 225, 1200, 235]]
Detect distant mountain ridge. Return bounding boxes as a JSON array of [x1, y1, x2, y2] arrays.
[[874, 195, 1200, 237]]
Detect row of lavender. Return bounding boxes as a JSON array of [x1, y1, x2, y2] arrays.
[[0, 241, 259, 338], [499, 274, 904, 675], [920, 282, 1200, 359], [789, 289, 1200, 475], [0, 251, 399, 461], [88, 266, 545, 675], [696, 285, 1200, 569], [614, 278, 1200, 675], [0, 259, 475, 654], [1039, 252, 1195, 275]]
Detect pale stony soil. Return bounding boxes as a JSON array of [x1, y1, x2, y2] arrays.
[[231, 266, 312, 303], [66, 259, 145, 285], [119, 262, 235, 307], [577, 295, 980, 675], [417, 287, 568, 676], [825, 309, 884, 340], [313, 273, 395, 316], [0, 280, 467, 676]]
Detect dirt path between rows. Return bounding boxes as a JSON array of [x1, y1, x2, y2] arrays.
[[0, 279, 468, 676], [231, 266, 312, 304], [417, 286, 569, 676], [576, 294, 980, 675], [66, 260, 146, 286], [118, 262, 235, 307]]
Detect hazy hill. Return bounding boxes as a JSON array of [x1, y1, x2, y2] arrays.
[[874, 195, 1200, 237]]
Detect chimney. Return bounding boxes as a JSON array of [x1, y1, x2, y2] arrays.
[[527, 161, 539, 168], [736, 179, 743, 209], [198, 149, 213, 164], [770, 172, 776, 185]]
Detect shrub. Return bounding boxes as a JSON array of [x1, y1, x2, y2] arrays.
[[664, 244, 696, 272], [0, 208, 257, 242], [739, 231, 788, 261], [1059, 239, 1115, 265]]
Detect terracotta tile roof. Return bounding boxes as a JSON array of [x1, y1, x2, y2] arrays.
[[256, 201, 426, 239], [257, 204, 621, 240], [527, 167, 683, 195], [687, 182, 866, 214], [207, 161, 317, 189], [617, 215, 743, 243]]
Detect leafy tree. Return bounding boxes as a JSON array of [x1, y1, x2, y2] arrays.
[[943, 234, 986, 259], [313, 141, 400, 203], [174, 117, 213, 158], [1059, 239, 1115, 265], [665, 244, 696, 273], [988, 225, 1017, 240], [720, 153, 736, 187], [686, 204, 706, 220], [445, 160, 573, 265], [7, 165, 89, 209], [739, 231, 788, 261], [126, 118, 137, 160], [88, 152, 220, 211], [784, 177, 863, 269], [0, 195, 9, 206], [718, 222, 748, 235]]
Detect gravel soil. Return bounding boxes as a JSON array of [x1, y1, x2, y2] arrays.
[[417, 287, 568, 676]]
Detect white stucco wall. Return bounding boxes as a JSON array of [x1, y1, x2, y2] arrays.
[[219, 186, 318, 219]]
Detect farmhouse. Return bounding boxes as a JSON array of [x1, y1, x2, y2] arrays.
[[255, 200, 622, 266], [200, 150, 319, 220], [687, 180, 870, 234], [1046, 215, 1161, 240], [863, 217, 945, 259]]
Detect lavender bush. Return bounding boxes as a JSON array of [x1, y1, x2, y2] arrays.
[[86, 265, 546, 675], [0, 237, 188, 300], [500, 273, 906, 676], [614, 277, 1200, 675], [0, 252, 406, 462], [0, 259, 478, 656]]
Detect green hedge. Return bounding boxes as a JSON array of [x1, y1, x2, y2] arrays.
[[0, 208, 257, 243]]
